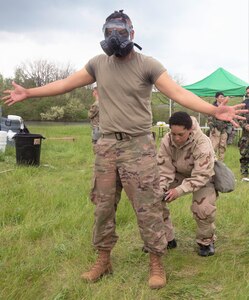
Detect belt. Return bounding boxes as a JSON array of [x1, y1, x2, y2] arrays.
[[102, 132, 151, 141]]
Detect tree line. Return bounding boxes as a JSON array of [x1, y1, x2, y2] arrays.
[[0, 59, 215, 125], [0, 60, 94, 122]]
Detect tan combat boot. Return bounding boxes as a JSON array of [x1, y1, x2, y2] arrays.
[[81, 250, 113, 282], [148, 253, 166, 289]]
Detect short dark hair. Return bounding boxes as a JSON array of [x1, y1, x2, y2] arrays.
[[105, 10, 133, 27], [215, 91, 224, 98], [246, 86, 249, 91], [168, 111, 192, 130]]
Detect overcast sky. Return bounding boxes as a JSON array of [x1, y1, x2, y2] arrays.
[[0, 0, 248, 84]]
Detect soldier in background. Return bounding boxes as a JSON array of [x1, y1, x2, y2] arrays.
[[227, 90, 246, 145], [227, 127, 236, 145], [242, 86, 249, 107], [158, 112, 217, 257], [208, 92, 233, 161], [238, 87, 249, 177], [88, 86, 101, 146]]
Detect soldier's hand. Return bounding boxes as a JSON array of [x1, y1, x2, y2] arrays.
[[214, 99, 248, 127], [2, 81, 29, 106], [164, 188, 178, 203]]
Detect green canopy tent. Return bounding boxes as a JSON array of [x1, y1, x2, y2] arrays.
[[182, 67, 248, 97], [166, 67, 248, 124]]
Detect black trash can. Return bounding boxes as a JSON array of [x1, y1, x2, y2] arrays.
[[13, 133, 45, 166]]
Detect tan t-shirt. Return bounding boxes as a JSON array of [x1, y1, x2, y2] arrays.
[[85, 52, 166, 135]]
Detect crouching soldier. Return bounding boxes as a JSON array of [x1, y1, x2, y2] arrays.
[[158, 112, 217, 256]]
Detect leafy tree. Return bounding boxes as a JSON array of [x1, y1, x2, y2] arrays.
[[40, 98, 87, 121], [63, 98, 85, 121], [1, 61, 100, 121], [40, 106, 65, 121]]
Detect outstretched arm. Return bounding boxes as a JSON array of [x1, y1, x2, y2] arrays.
[[155, 71, 248, 126], [2, 67, 95, 106]]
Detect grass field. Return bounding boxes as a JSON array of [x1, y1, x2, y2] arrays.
[[0, 124, 249, 300]]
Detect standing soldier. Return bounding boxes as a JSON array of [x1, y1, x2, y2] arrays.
[[2, 10, 247, 290], [158, 112, 217, 256], [208, 92, 232, 161]]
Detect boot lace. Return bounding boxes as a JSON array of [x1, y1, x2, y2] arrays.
[[150, 256, 164, 277], [90, 252, 110, 273]]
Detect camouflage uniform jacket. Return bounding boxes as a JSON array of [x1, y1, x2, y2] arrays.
[[239, 112, 249, 138], [88, 100, 99, 128], [207, 101, 232, 133], [208, 115, 232, 134], [158, 117, 215, 197]]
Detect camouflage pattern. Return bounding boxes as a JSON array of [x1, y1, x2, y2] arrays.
[[162, 173, 216, 246], [91, 134, 167, 255], [88, 100, 100, 127], [208, 116, 231, 161], [208, 116, 232, 134], [91, 167, 122, 209], [89, 97, 123, 204], [158, 117, 216, 246], [158, 117, 215, 196], [161, 205, 175, 242], [227, 128, 236, 145], [209, 128, 228, 161], [238, 112, 249, 175], [88, 100, 101, 144]]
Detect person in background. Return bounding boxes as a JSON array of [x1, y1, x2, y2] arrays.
[[208, 92, 233, 161], [227, 88, 249, 145], [238, 87, 249, 177], [1, 10, 247, 290], [158, 112, 217, 256], [88, 86, 102, 146], [227, 126, 236, 145], [242, 86, 249, 108]]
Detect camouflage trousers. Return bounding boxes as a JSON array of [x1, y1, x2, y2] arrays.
[[162, 173, 217, 246], [91, 133, 167, 255], [209, 128, 228, 161], [238, 136, 249, 175]]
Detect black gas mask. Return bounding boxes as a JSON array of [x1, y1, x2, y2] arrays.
[[100, 19, 141, 57]]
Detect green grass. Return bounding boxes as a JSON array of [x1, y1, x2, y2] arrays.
[[0, 124, 249, 300]]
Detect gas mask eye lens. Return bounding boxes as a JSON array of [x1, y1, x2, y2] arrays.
[[118, 29, 129, 37], [105, 28, 129, 38], [105, 29, 112, 37]]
